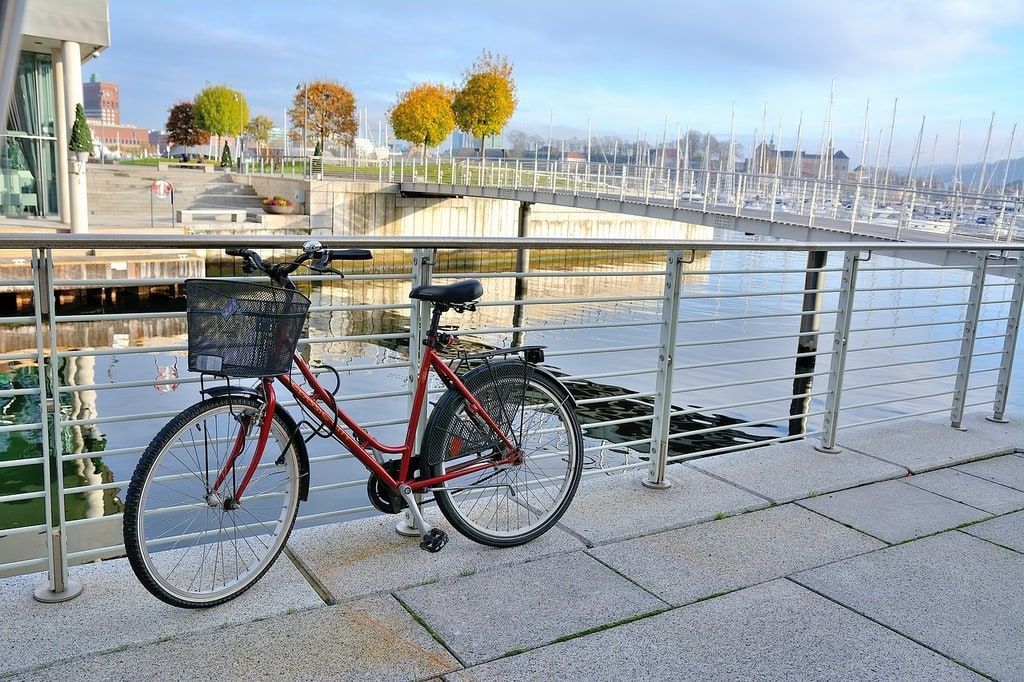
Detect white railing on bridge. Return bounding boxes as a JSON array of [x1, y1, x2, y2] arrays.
[[0, 234, 1021, 602], [243, 156, 1024, 244]]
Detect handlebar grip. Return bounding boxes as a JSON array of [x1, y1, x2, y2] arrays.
[[325, 249, 373, 261], [225, 248, 251, 257]]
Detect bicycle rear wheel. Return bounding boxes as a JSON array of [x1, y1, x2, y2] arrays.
[[123, 396, 301, 608], [424, 361, 583, 547]]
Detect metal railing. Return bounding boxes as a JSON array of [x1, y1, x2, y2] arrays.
[[243, 156, 1024, 243], [0, 234, 1022, 602]]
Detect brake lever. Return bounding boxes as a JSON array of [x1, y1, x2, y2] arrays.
[[308, 260, 345, 278]]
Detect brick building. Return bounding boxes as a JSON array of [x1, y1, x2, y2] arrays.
[[83, 73, 118, 124]]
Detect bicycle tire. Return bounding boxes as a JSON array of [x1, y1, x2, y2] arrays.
[[123, 396, 301, 608], [424, 361, 583, 547]]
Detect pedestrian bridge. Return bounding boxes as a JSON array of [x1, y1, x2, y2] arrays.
[[286, 157, 1023, 267]]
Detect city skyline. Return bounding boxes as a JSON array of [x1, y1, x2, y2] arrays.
[[89, 0, 1024, 166]]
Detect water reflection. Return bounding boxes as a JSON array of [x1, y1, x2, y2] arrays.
[[0, 358, 122, 532]]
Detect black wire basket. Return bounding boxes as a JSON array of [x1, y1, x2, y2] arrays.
[[185, 279, 310, 378]]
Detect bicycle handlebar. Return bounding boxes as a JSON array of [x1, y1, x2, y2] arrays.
[[224, 245, 373, 287]]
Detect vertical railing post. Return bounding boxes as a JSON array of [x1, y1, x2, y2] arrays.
[[850, 175, 862, 232], [950, 251, 990, 429], [734, 174, 742, 216], [32, 248, 83, 602], [644, 249, 685, 489], [770, 174, 779, 222], [672, 162, 680, 209], [397, 248, 435, 536], [988, 256, 1024, 423], [808, 178, 818, 227], [816, 250, 862, 453]]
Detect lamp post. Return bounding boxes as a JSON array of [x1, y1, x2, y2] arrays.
[[296, 82, 307, 157], [233, 93, 242, 170]]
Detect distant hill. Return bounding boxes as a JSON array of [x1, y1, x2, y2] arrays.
[[920, 157, 1024, 189]]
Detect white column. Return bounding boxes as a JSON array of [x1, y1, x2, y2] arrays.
[[51, 49, 70, 224], [61, 40, 88, 234]]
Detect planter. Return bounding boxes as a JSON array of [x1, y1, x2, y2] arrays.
[[263, 204, 295, 215], [74, 151, 90, 163]]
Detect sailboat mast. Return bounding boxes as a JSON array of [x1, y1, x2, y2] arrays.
[[953, 121, 963, 191], [882, 98, 898, 186], [908, 115, 926, 187], [926, 133, 938, 189], [820, 80, 835, 180], [858, 99, 871, 182], [792, 112, 804, 178], [999, 123, 1017, 197], [976, 112, 995, 193]]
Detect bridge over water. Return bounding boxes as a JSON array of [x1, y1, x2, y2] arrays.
[[273, 157, 1023, 267]]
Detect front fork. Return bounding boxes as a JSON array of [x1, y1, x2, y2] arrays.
[[210, 379, 277, 504]]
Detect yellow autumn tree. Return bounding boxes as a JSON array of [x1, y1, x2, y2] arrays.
[[452, 51, 517, 158], [389, 83, 455, 161]]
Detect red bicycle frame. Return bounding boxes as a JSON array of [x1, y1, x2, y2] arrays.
[[215, 345, 520, 502]]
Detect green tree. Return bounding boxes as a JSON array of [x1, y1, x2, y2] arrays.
[[165, 101, 210, 150], [452, 51, 517, 158], [244, 114, 273, 156], [289, 81, 357, 153], [69, 103, 93, 153], [220, 141, 233, 168], [193, 85, 249, 139], [390, 83, 455, 161]]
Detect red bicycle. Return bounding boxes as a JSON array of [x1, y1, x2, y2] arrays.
[[123, 242, 583, 608]]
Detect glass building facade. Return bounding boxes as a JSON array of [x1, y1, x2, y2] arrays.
[[2, 51, 59, 218]]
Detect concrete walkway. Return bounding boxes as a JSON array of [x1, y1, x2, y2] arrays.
[[2, 412, 1022, 681]]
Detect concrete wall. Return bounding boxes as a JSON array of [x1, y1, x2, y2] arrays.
[[236, 175, 308, 214], [307, 180, 713, 240]]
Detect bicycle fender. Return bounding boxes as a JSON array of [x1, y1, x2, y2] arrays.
[[199, 386, 311, 501], [455, 359, 579, 411], [525, 365, 579, 411]]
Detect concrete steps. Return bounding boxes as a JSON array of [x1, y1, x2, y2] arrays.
[[85, 165, 265, 217]]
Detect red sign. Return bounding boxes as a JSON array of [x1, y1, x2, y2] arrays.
[[151, 179, 173, 199]]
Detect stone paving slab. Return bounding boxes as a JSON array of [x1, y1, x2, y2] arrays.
[[961, 510, 1024, 553], [837, 416, 1018, 473], [556, 465, 767, 546], [396, 552, 667, 665], [793, 531, 1024, 682], [0, 555, 324, 677], [798, 479, 991, 543], [15, 593, 458, 682], [955, 454, 1024, 492], [589, 504, 884, 606], [286, 513, 585, 603], [959, 412, 1024, 452], [689, 439, 908, 503], [450, 579, 980, 682], [905, 468, 1024, 514]]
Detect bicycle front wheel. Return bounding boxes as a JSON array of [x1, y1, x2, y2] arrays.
[[123, 396, 301, 608], [424, 361, 583, 547]]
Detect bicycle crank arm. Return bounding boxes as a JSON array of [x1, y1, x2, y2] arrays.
[[397, 484, 449, 553]]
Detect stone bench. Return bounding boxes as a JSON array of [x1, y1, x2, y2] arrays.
[[176, 208, 247, 223], [157, 162, 216, 173]]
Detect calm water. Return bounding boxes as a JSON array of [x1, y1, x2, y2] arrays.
[[2, 231, 1021, 561]]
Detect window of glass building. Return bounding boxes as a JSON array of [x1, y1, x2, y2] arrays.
[[2, 52, 59, 218]]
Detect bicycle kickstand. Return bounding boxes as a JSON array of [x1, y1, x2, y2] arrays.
[[397, 484, 448, 553]]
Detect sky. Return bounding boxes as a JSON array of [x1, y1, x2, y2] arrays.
[[87, 0, 1024, 166]]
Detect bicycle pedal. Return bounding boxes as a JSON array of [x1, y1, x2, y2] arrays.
[[418, 529, 448, 553]]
